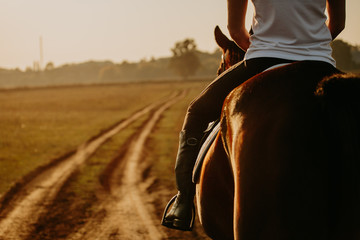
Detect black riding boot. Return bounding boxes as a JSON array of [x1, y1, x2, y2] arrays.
[[162, 130, 202, 231]]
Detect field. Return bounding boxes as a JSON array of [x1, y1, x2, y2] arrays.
[[0, 80, 211, 239]]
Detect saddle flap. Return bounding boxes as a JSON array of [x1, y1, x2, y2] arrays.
[[192, 121, 221, 183]]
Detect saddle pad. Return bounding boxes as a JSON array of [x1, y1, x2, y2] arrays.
[[192, 121, 221, 183]]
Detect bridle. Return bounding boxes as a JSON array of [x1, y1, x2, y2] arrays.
[[219, 50, 229, 75], [219, 45, 245, 75]]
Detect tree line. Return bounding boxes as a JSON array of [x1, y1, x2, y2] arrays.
[[0, 48, 221, 88], [331, 39, 360, 71], [167, 38, 360, 77], [0, 38, 359, 88]]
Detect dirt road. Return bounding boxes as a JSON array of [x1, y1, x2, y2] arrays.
[[0, 90, 208, 240]]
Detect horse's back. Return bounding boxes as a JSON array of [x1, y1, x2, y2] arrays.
[[222, 61, 360, 239]]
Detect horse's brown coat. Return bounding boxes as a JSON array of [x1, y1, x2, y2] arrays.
[[196, 27, 360, 240]]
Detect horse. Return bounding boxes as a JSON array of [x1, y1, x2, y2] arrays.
[[194, 26, 360, 240]]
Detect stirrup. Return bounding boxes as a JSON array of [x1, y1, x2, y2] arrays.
[[161, 194, 196, 231]]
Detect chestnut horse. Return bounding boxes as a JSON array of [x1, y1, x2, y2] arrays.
[[195, 27, 360, 240]]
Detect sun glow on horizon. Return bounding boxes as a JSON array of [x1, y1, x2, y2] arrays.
[[0, 0, 359, 70]]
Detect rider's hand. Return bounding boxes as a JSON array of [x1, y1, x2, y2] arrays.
[[227, 0, 250, 51], [228, 27, 250, 52]]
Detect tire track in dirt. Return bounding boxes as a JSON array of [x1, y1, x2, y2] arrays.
[[68, 90, 187, 240], [0, 91, 185, 240]]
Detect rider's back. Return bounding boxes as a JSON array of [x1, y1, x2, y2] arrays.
[[246, 0, 335, 66]]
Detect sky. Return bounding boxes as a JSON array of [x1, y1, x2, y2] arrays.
[[0, 0, 359, 70]]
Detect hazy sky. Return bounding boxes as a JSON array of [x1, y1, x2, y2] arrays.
[[1, 0, 359, 70]]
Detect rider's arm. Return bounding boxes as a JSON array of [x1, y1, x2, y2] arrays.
[[227, 0, 250, 51], [326, 0, 346, 40]]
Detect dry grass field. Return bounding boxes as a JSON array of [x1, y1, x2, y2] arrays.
[[0, 80, 212, 239], [0, 81, 207, 195]]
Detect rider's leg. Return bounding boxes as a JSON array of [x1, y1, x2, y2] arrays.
[[162, 57, 293, 231], [161, 129, 202, 231]]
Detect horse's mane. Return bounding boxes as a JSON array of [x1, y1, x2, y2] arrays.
[[217, 42, 245, 76], [316, 73, 360, 99], [315, 73, 360, 156]]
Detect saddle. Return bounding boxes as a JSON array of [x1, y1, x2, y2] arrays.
[[192, 120, 221, 183]]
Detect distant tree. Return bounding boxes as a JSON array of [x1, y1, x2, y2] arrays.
[[25, 66, 33, 72], [169, 38, 201, 79], [45, 62, 55, 71], [331, 39, 354, 71], [351, 45, 360, 66], [98, 65, 120, 81]]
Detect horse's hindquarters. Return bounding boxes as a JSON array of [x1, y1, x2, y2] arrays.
[[223, 62, 347, 239]]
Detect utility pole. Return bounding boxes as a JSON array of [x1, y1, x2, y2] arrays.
[[39, 36, 43, 71]]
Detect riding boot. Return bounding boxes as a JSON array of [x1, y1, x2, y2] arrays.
[[162, 130, 202, 231]]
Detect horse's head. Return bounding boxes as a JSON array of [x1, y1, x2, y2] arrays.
[[214, 26, 245, 75]]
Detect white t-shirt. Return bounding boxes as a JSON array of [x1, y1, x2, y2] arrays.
[[245, 0, 335, 66]]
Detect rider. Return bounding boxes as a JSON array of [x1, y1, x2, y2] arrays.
[[162, 0, 345, 231]]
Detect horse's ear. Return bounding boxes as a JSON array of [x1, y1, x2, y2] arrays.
[[214, 25, 232, 51]]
